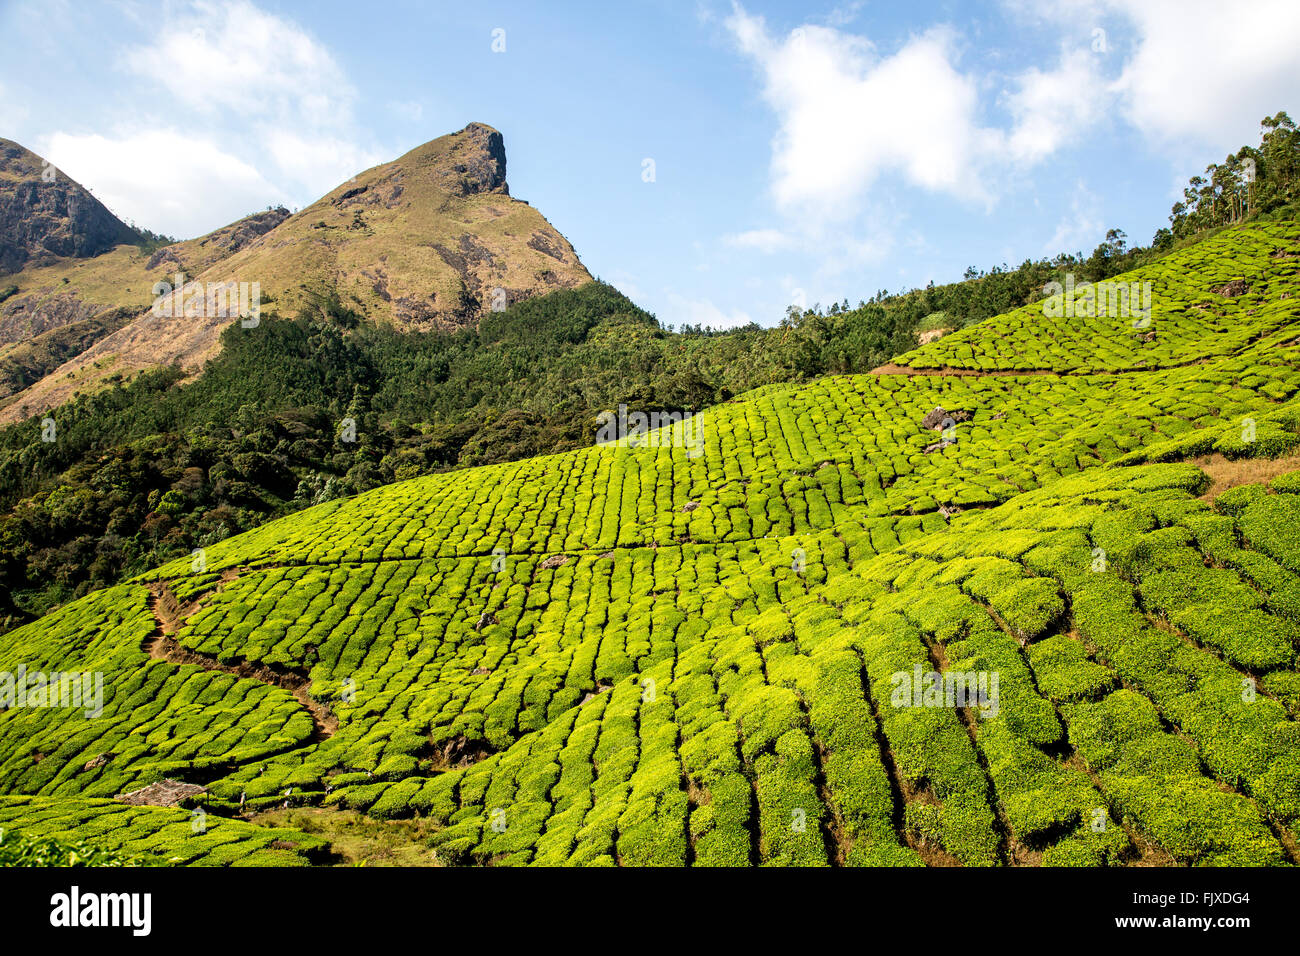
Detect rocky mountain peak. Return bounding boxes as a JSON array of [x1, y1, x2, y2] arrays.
[[434, 122, 509, 196], [0, 138, 140, 274]]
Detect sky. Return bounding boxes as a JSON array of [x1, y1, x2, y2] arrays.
[[2, 0, 1299, 329]]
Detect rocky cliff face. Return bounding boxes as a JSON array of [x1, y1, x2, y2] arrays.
[[0, 139, 140, 273], [435, 122, 509, 196]]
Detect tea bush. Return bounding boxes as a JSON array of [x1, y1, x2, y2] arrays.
[[2, 215, 1299, 866]]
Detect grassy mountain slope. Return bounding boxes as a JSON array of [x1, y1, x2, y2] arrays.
[[1, 212, 1299, 866], [0, 209, 290, 405], [205, 122, 591, 332], [0, 123, 592, 424]]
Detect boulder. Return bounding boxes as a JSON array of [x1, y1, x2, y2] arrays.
[[921, 406, 972, 431], [116, 779, 206, 807]]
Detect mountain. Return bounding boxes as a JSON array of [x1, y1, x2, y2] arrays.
[[0, 207, 291, 403], [185, 121, 591, 332], [1, 213, 1298, 866], [0, 123, 591, 423], [0, 139, 140, 273]]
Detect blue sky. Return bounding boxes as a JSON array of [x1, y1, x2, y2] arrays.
[[3, 0, 1299, 328]]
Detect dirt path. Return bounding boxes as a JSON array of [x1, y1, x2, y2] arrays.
[[143, 581, 338, 741], [871, 363, 1064, 377], [871, 349, 1231, 377]]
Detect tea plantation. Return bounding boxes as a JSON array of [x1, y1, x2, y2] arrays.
[[1, 217, 1299, 865]]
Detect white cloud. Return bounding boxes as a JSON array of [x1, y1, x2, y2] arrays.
[[35, 0, 389, 238], [1003, 46, 1108, 164], [263, 129, 386, 199], [721, 223, 892, 277], [43, 129, 284, 239], [1105, 0, 1300, 150], [823, 2, 865, 28], [725, 228, 792, 253], [127, 0, 355, 126], [727, 0, 1300, 225], [724, 3, 1124, 228], [728, 9, 998, 218], [722, 5, 996, 291], [999, 0, 1300, 152]]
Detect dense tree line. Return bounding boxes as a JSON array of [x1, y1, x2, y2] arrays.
[[1159, 112, 1300, 246], [777, 223, 1150, 361]]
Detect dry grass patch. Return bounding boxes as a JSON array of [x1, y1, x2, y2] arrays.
[[250, 808, 444, 867], [1195, 453, 1300, 499]]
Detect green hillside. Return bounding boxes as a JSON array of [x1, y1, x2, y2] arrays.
[[1, 215, 1299, 866], [0, 229, 1177, 632], [0, 280, 919, 631], [891, 219, 1300, 372]]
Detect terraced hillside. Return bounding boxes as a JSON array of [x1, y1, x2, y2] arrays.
[[890, 220, 1300, 373], [1, 217, 1299, 866]]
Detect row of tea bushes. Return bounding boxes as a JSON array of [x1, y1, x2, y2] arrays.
[[893, 220, 1300, 372], [0, 795, 329, 865]]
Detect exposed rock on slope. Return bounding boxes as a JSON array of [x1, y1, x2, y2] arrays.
[[0, 290, 105, 346], [0, 139, 139, 273], [145, 206, 289, 272], [434, 121, 509, 195]]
